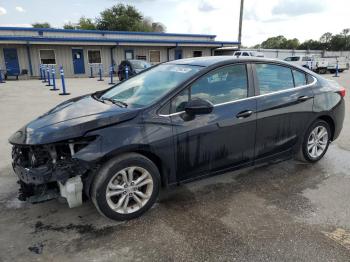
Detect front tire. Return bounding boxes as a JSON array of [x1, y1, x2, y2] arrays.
[[91, 153, 160, 221], [297, 120, 331, 163]]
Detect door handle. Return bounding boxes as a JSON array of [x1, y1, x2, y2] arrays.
[[236, 110, 253, 119], [297, 95, 313, 102]]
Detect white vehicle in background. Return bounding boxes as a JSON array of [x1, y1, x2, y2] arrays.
[[233, 50, 264, 57], [284, 55, 349, 74]]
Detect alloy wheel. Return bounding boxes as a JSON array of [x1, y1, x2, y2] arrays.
[[307, 126, 329, 159], [106, 166, 154, 214]]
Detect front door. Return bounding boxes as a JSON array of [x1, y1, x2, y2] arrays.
[[3, 48, 20, 76], [170, 63, 256, 181], [72, 49, 85, 74], [253, 63, 314, 161], [175, 49, 182, 60]]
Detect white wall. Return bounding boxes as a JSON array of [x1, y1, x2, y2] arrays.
[[0, 44, 215, 78]]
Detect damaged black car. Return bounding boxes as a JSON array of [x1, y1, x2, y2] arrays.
[[9, 57, 345, 221]]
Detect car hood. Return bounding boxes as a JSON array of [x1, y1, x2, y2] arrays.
[[9, 95, 140, 145]]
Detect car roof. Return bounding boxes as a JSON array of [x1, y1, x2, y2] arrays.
[[165, 56, 291, 67]]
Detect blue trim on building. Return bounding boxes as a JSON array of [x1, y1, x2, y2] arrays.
[[0, 26, 217, 39], [0, 35, 239, 46]]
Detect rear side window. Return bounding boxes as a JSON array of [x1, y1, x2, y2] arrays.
[[293, 70, 307, 87], [256, 64, 294, 94], [242, 52, 249, 56], [306, 74, 315, 84]]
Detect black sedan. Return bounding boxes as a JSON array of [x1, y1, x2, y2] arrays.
[[9, 57, 345, 221]]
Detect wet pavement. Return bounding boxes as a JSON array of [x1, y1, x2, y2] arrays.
[[0, 74, 349, 261]]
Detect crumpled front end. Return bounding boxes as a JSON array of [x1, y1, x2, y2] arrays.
[[11, 136, 99, 207]]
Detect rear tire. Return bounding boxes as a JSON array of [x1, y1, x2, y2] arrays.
[[296, 120, 331, 163], [91, 153, 160, 221]]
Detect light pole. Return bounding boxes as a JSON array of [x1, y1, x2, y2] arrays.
[[238, 0, 244, 50]]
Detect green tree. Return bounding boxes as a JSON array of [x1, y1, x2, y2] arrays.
[[64, 17, 96, 30], [78, 17, 96, 30], [283, 38, 300, 49], [63, 22, 76, 29], [329, 34, 347, 51], [298, 39, 324, 50], [32, 22, 51, 28], [96, 4, 143, 31], [260, 35, 287, 49], [96, 4, 165, 32]]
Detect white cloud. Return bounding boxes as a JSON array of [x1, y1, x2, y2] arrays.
[[272, 0, 325, 16], [0, 6, 7, 15], [15, 6, 26, 13], [198, 1, 216, 12]]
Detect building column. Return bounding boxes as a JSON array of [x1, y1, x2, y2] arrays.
[[26, 43, 33, 76]]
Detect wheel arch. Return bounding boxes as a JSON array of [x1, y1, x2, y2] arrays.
[[84, 145, 170, 198], [317, 115, 335, 141]]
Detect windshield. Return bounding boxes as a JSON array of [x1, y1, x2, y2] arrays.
[[130, 60, 151, 69], [101, 64, 201, 108]]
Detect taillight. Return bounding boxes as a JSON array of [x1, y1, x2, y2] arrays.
[[339, 87, 346, 97]]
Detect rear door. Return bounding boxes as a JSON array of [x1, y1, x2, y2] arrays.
[[169, 63, 257, 181], [253, 63, 314, 161]]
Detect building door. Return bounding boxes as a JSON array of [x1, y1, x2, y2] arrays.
[[3, 48, 20, 76], [72, 49, 85, 74], [175, 49, 182, 60]]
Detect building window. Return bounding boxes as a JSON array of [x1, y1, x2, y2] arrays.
[[149, 50, 160, 64], [39, 49, 56, 64], [88, 50, 101, 64], [125, 50, 134, 60], [136, 55, 147, 61], [193, 51, 202, 57]]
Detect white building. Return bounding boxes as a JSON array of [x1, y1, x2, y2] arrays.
[[0, 27, 238, 78]]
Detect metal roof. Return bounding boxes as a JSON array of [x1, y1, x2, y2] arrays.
[[0, 35, 240, 46], [0, 26, 217, 39]]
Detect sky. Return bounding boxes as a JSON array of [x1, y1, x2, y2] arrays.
[[0, 0, 349, 46]]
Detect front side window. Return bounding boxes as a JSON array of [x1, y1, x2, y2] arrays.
[[171, 64, 248, 113], [242, 52, 249, 56], [101, 64, 201, 108], [88, 50, 101, 64], [40, 50, 56, 64], [256, 64, 294, 94], [293, 70, 307, 87]]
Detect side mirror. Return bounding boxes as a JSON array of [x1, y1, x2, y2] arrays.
[[184, 98, 214, 115]]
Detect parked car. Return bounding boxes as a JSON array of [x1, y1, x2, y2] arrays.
[[284, 56, 349, 74], [9, 56, 345, 221], [118, 59, 151, 81], [233, 50, 264, 57]]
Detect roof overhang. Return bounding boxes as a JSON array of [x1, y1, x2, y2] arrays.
[[0, 36, 240, 47]]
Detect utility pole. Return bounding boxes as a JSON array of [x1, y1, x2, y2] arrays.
[[238, 0, 244, 50]]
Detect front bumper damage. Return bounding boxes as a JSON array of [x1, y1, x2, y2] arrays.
[[11, 137, 98, 207]]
